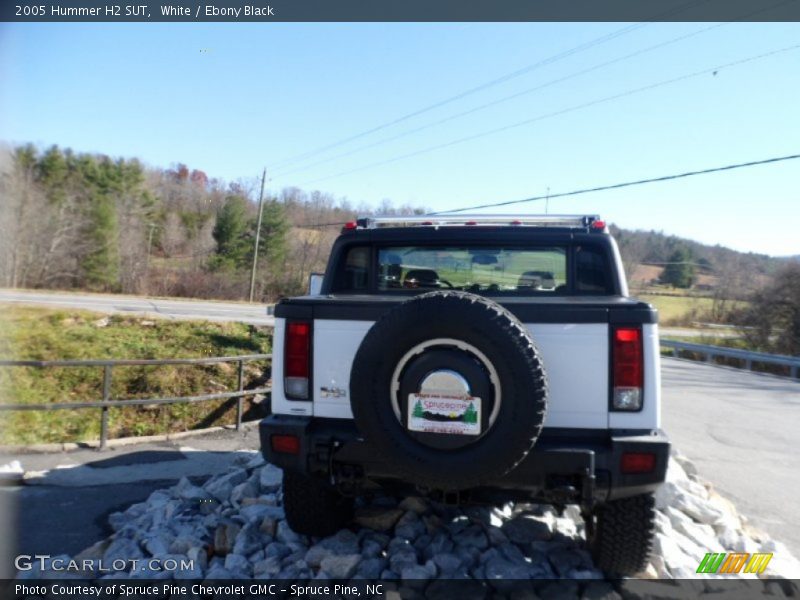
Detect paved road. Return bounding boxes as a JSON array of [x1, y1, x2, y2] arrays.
[[0, 289, 730, 339], [661, 357, 800, 556], [0, 289, 275, 326]]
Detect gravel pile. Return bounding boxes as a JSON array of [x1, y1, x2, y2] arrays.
[[21, 449, 800, 593]]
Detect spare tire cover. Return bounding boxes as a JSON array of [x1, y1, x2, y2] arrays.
[[349, 291, 548, 490]]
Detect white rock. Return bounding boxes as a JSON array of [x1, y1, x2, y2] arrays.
[[676, 490, 725, 525], [672, 453, 698, 478], [320, 554, 361, 579], [675, 520, 724, 554], [245, 453, 266, 469], [652, 532, 696, 573], [675, 477, 709, 500], [0, 460, 23, 474], [554, 517, 578, 538], [398, 496, 429, 514], [665, 457, 689, 483], [649, 553, 670, 579], [731, 534, 760, 554], [762, 554, 800, 580], [259, 464, 283, 491], [713, 512, 742, 536], [717, 524, 740, 550], [671, 529, 710, 562], [654, 510, 672, 535], [759, 539, 787, 553]]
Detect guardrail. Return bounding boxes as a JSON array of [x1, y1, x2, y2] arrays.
[[0, 354, 272, 449], [660, 340, 799, 379]]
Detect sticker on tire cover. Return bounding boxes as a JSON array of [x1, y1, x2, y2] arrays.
[[407, 393, 481, 436]]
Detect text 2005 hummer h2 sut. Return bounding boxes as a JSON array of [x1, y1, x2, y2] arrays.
[[260, 214, 669, 576]]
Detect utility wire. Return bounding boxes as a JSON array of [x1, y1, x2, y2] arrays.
[[268, 22, 648, 170], [297, 42, 800, 187], [268, 1, 709, 172], [296, 152, 800, 227], [271, 23, 724, 180], [428, 153, 800, 215], [271, 0, 794, 181]]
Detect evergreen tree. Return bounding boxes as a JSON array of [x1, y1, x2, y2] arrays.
[[79, 156, 121, 290], [211, 195, 251, 270], [662, 248, 695, 288], [255, 199, 289, 267]]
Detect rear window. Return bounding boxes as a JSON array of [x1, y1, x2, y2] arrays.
[[332, 246, 370, 292], [575, 245, 611, 293], [377, 246, 567, 294]]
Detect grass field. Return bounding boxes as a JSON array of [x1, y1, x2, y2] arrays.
[[0, 306, 271, 445], [640, 293, 715, 325], [635, 292, 748, 326]]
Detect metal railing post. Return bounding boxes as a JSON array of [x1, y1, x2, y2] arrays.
[[100, 364, 112, 450], [236, 359, 244, 431]]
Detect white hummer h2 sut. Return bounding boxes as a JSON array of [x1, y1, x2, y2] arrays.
[[260, 214, 670, 576]]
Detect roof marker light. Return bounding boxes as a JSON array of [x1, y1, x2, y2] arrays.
[[591, 220, 606, 230], [343, 221, 357, 230]]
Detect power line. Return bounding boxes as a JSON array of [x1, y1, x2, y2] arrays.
[[271, 0, 795, 182], [429, 153, 800, 215], [297, 42, 800, 187], [268, 2, 711, 172], [268, 22, 649, 171], [271, 23, 724, 180]]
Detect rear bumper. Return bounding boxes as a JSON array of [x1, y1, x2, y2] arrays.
[[260, 415, 669, 505]]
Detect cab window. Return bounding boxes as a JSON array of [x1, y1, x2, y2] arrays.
[[332, 246, 370, 292]]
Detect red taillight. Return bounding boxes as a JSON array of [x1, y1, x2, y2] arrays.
[[621, 452, 656, 474], [271, 434, 300, 455], [465, 221, 477, 226], [285, 321, 311, 399], [591, 219, 606, 230], [612, 326, 643, 410]]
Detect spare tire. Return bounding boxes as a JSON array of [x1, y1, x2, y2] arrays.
[[350, 291, 547, 490]]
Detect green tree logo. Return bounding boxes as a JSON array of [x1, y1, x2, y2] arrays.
[[463, 402, 478, 424], [412, 399, 424, 418]]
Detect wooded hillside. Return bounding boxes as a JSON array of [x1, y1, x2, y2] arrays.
[[0, 144, 787, 302]]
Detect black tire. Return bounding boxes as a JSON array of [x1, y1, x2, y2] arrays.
[[349, 290, 547, 490], [282, 471, 354, 537], [589, 493, 656, 576]]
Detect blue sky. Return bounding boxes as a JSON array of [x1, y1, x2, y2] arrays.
[[1, 22, 798, 255]]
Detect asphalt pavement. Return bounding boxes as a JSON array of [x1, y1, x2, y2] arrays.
[[661, 358, 800, 556], [0, 289, 275, 326], [0, 289, 725, 338]]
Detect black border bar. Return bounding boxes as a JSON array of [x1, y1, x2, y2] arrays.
[[4, 0, 800, 22]]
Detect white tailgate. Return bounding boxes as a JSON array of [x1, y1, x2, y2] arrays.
[[525, 323, 609, 428], [307, 320, 611, 428]]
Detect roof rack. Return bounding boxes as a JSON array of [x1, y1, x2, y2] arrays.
[[346, 214, 605, 231]]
